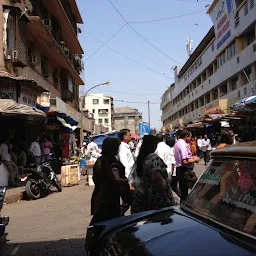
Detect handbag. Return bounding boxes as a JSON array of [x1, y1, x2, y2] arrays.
[[128, 163, 143, 192]]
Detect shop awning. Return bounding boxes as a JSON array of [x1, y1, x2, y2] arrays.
[[47, 111, 79, 132], [0, 71, 47, 93], [204, 106, 224, 116], [231, 96, 256, 112], [186, 122, 204, 128], [0, 99, 45, 117]]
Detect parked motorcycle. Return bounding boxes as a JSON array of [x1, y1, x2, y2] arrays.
[[0, 187, 9, 243], [22, 157, 62, 200]]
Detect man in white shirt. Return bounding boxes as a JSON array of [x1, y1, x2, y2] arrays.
[[197, 135, 203, 159], [29, 136, 42, 165], [155, 134, 173, 177], [0, 138, 18, 185], [118, 129, 135, 178], [201, 135, 211, 165]]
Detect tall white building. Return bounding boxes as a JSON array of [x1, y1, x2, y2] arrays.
[[161, 0, 256, 131], [82, 94, 113, 132]]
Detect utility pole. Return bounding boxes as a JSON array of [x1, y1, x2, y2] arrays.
[[148, 100, 151, 128]]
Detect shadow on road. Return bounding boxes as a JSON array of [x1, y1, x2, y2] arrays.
[[3, 238, 87, 256]]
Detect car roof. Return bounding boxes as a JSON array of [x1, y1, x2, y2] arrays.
[[211, 141, 256, 159]]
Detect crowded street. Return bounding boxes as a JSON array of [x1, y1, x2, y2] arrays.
[[0, 0, 256, 255]]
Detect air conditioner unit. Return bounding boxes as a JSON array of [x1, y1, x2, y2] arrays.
[[29, 55, 38, 65], [43, 19, 52, 27]]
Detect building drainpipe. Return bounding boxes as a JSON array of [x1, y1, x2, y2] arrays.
[[0, 2, 6, 71]]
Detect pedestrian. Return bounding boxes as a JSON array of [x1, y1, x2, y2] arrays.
[[155, 133, 173, 180], [216, 130, 234, 149], [0, 138, 19, 186], [81, 142, 87, 156], [197, 135, 203, 159], [190, 137, 198, 156], [174, 130, 200, 202], [165, 137, 181, 197], [41, 136, 53, 162], [129, 137, 136, 153], [90, 138, 131, 225], [201, 135, 211, 165], [131, 135, 174, 214], [29, 136, 41, 165], [118, 129, 135, 178]]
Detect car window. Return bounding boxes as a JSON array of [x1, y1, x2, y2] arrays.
[[183, 158, 256, 238]]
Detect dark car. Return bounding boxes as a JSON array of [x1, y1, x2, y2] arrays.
[[86, 142, 256, 255]]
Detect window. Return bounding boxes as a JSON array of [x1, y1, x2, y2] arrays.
[[205, 93, 211, 104], [250, 0, 254, 9], [231, 77, 238, 91], [92, 109, 95, 114], [6, 14, 15, 50], [244, 1, 248, 15], [247, 29, 255, 46], [93, 99, 99, 105], [41, 56, 49, 77], [104, 118, 109, 124], [235, 13, 239, 28], [244, 87, 247, 95], [244, 67, 252, 83], [212, 42, 214, 52], [238, 90, 241, 98], [98, 118, 102, 124], [98, 109, 108, 114], [213, 88, 218, 100], [217, 51, 226, 68], [227, 42, 236, 60], [220, 83, 228, 96], [104, 99, 110, 104]]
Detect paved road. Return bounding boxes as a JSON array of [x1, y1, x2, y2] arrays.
[[2, 162, 206, 256], [2, 179, 93, 256]]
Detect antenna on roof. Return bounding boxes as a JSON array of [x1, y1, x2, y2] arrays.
[[186, 37, 193, 58]]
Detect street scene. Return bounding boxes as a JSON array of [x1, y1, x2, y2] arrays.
[[0, 0, 256, 255]]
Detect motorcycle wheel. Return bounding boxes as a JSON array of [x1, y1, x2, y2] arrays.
[[25, 180, 41, 200], [53, 178, 62, 192]]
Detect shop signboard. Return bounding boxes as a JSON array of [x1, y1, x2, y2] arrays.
[[0, 81, 16, 100], [18, 87, 37, 107], [209, 0, 236, 52]]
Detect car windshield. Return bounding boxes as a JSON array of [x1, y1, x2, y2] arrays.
[[183, 158, 256, 238]]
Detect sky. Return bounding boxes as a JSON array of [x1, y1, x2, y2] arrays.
[[76, 0, 213, 130]]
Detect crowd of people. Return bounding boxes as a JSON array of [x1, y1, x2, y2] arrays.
[[89, 127, 256, 226], [0, 135, 53, 186]]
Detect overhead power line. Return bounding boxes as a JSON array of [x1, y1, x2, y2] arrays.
[[84, 24, 126, 61], [85, 30, 173, 79], [129, 9, 206, 24], [106, 0, 183, 65]]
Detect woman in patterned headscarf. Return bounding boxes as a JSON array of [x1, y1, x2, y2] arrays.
[[131, 135, 174, 213]]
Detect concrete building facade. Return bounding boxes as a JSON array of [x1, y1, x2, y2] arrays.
[[112, 107, 142, 134], [161, 0, 256, 131], [82, 94, 114, 132], [0, 0, 96, 134]]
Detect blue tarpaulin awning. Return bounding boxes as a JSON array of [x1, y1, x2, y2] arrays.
[[47, 111, 79, 133]]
